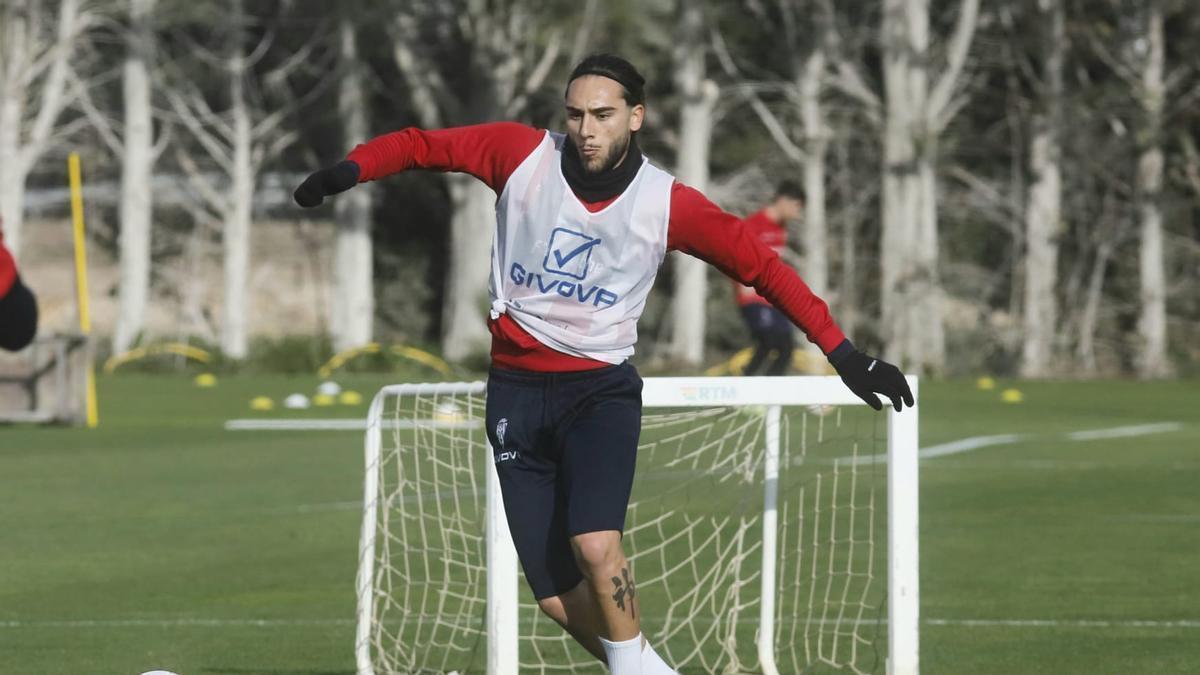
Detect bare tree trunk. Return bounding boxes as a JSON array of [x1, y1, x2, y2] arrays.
[[393, 22, 494, 360], [797, 48, 831, 368], [222, 3, 252, 360], [1136, 0, 1169, 378], [114, 0, 157, 354], [880, 0, 927, 369], [0, 1, 28, 252], [0, 0, 83, 255], [441, 176, 495, 360], [1020, 0, 1064, 378], [389, 3, 564, 362], [331, 17, 374, 353], [1077, 239, 1113, 375], [835, 140, 859, 338], [799, 50, 829, 301], [669, 3, 716, 366], [877, 0, 976, 373], [913, 147, 946, 370], [0, 86, 23, 251]]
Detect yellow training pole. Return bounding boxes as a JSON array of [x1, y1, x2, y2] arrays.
[[69, 152, 99, 428]]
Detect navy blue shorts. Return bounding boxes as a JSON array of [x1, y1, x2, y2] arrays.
[[485, 362, 643, 600]]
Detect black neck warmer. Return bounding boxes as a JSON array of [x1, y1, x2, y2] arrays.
[[561, 135, 644, 203]]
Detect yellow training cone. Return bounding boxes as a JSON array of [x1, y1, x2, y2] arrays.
[[339, 390, 363, 406], [976, 376, 996, 391], [313, 393, 336, 407], [194, 373, 217, 388], [1000, 388, 1024, 404], [250, 396, 274, 411]]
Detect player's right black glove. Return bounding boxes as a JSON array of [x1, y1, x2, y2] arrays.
[[293, 160, 361, 207], [828, 340, 914, 412]]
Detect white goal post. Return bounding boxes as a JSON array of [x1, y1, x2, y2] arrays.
[[356, 375, 919, 675]]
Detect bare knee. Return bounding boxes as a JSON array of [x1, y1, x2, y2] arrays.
[[537, 595, 568, 626], [571, 531, 625, 582]]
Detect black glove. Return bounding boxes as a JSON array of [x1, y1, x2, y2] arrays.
[[293, 160, 361, 207], [828, 340, 914, 412]]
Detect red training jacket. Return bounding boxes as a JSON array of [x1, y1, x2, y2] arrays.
[[346, 122, 846, 372]]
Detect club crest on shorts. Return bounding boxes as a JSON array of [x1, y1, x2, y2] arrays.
[[494, 418, 520, 463]]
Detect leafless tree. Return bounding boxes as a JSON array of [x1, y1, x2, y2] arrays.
[[163, 0, 323, 358], [0, 0, 92, 256], [330, 14, 374, 353], [387, 0, 575, 361], [668, 2, 718, 366]]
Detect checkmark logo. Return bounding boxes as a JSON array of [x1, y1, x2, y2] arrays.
[[553, 239, 601, 267], [543, 228, 601, 280]]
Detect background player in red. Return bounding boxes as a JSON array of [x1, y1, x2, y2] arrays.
[[0, 217, 39, 352], [295, 53, 912, 675], [734, 181, 805, 376]]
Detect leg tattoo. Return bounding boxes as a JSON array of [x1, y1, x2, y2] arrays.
[[610, 566, 637, 618]]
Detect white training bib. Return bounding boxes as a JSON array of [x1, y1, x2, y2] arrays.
[[489, 131, 673, 363]]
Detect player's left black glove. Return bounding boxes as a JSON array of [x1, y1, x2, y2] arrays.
[[828, 340, 914, 412], [293, 160, 360, 208]]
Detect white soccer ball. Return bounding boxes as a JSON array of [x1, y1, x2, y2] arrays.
[[433, 401, 465, 423], [317, 380, 342, 396], [283, 393, 311, 409]]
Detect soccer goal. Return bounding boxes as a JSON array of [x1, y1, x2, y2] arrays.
[[356, 376, 918, 675]]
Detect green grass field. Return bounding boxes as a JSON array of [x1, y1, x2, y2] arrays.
[[1, 374, 1197, 674]]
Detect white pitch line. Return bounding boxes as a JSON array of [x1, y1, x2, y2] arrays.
[[835, 422, 1183, 465], [0, 618, 354, 628], [835, 433, 1029, 466], [924, 618, 1200, 629], [919, 434, 1029, 459], [1066, 422, 1184, 441], [3, 616, 1198, 630], [273, 500, 362, 514], [224, 418, 483, 431], [1104, 514, 1200, 523]]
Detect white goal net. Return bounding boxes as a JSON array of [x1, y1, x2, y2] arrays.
[[356, 376, 919, 675]]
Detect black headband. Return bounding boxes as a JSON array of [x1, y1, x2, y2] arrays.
[[567, 55, 646, 105], [571, 69, 641, 101]]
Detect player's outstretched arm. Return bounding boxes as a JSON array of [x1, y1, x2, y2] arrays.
[[293, 160, 360, 208], [827, 340, 914, 412], [294, 123, 546, 209]]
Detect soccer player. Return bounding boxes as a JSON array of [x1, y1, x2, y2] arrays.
[[0, 218, 38, 352], [734, 181, 805, 376], [295, 54, 913, 675]]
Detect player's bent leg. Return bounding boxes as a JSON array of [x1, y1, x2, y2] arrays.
[[570, 530, 639, 637], [539, 576, 680, 674], [571, 530, 644, 674], [536, 580, 608, 663], [553, 363, 674, 673]]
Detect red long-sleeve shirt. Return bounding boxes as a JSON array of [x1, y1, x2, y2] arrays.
[[347, 122, 845, 371], [0, 231, 16, 298]]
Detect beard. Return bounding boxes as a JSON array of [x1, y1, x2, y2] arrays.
[[580, 132, 631, 174]]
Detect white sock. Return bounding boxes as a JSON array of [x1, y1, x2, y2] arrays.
[[599, 633, 643, 674], [640, 639, 679, 675]]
